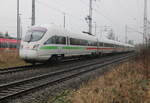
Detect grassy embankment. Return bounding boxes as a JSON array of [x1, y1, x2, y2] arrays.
[[0, 51, 29, 68], [49, 49, 150, 103]]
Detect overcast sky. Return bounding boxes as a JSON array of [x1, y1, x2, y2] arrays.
[[0, 0, 149, 44]]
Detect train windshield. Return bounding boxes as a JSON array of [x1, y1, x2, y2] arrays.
[[23, 28, 47, 42]]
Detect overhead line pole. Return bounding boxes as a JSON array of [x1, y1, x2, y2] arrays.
[[31, 0, 35, 26], [94, 22, 97, 36], [125, 25, 128, 43], [89, 0, 93, 35], [143, 0, 148, 46], [17, 0, 20, 49], [63, 13, 66, 29]]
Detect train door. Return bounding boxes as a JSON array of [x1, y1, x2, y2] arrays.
[[102, 43, 104, 54], [38, 36, 59, 59], [65, 36, 75, 56], [65, 36, 70, 56], [57, 35, 67, 56], [96, 39, 99, 54]]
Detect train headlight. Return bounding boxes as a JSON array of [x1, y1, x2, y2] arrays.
[[32, 44, 40, 50]]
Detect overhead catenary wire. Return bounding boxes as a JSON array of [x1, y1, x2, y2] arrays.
[[80, 0, 89, 7], [126, 26, 143, 35], [37, 0, 116, 30], [36, 0, 86, 23], [80, 0, 144, 44], [79, 0, 117, 26], [35, 0, 89, 33], [136, 0, 143, 15]]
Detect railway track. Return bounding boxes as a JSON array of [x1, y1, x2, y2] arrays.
[[0, 53, 134, 102], [0, 65, 40, 75], [0, 54, 129, 85], [0, 53, 131, 75], [0, 58, 81, 75]]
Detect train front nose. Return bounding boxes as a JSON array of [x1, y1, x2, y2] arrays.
[[19, 49, 38, 60], [19, 43, 39, 61], [19, 48, 38, 62]]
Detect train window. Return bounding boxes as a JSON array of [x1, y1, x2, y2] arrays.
[[1, 43, 3, 48], [104, 43, 113, 47], [9, 43, 12, 48], [23, 29, 47, 42], [80, 40, 88, 46], [10, 43, 16, 48], [7, 43, 9, 48], [70, 38, 88, 46], [93, 42, 97, 46], [110, 44, 114, 47], [45, 36, 56, 44], [12, 44, 14, 48], [103, 43, 106, 47], [70, 38, 79, 45], [85, 40, 88, 46], [88, 41, 97, 46], [104, 43, 107, 47], [6, 43, 8, 48], [14, 43, 17, 48], [88, 41, 92, 46], [44, 36, 66, 45], [55, 36, 66, 44], [99, 42, 103, 46], [4, 43, 7, 48], [1, 43, 5, 48]]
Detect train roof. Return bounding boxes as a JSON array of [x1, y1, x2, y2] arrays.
[[31, 24, 97, 41], [31, 24, 134, 47], [99, 37, 134, 47], [69, 32, 97, 41]]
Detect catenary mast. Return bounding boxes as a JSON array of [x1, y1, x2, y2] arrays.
[[89, 0, 93, 35], [17, 0, 20, 49], [143, 0, 148, 45], [31, 0, 35, 26]]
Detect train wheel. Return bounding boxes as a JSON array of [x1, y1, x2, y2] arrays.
[[48, 54, 64, 64], [50, 55, 58, 63]]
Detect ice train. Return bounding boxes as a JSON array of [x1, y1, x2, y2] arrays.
[[19, 24, 134, 63]]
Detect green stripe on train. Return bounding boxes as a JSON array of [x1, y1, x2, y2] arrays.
[[40, 46, 58, 50], [62, 46, 84, 50], [40, 46, 85, 50]]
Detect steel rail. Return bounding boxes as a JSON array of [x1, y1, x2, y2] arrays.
[[0, 53, 128, 75], [0, 58, 81, 75]]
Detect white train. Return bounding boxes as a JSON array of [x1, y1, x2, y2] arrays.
[[19, 24, 134, 63]]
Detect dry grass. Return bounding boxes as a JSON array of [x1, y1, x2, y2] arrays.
[[0, 51, 29, 68], [36, 48, 150, 103], [68, 50, 150, 103]]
